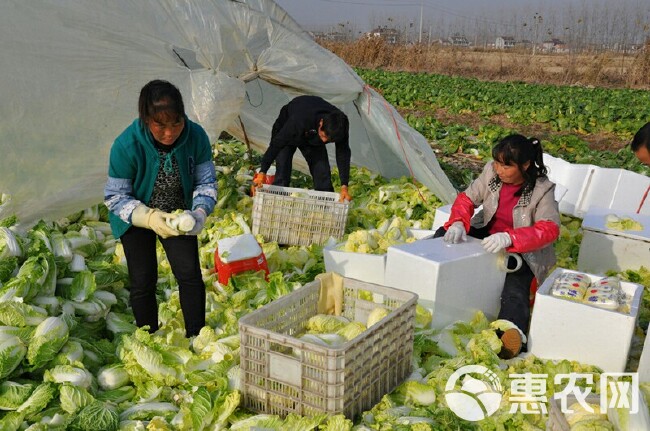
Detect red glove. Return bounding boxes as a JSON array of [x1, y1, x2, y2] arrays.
[[507, 220, 560, 253], [250, 172, 266, 196], [339, 185, 352, 202]]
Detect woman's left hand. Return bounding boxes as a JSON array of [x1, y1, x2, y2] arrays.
[[186, 208, 207, 236], [481, 232, 512, 253]]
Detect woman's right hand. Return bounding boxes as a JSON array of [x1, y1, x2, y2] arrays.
[[443, 221, 467, 244], [131, 205, 180, 238]]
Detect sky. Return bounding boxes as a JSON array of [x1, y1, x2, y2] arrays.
[[275, 0, 568, 31], [274, 0, 650, 44]]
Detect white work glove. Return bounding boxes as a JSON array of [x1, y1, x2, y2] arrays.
[[443, 221, 467, 244], [186, 208, 207, 236], [131, 205, 180, 239], [481, 232, 512, 253]]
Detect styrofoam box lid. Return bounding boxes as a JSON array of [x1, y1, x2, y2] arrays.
[[581, 207, 650, 242], [538, 267, 643, 317], [388, 236, 488, 263], [217, 233, 262, 262]]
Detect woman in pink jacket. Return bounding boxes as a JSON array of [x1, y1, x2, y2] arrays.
[[436, 134, 560, 359]]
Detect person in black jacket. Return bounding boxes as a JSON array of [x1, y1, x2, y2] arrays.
[[253, 95, 352, 201]]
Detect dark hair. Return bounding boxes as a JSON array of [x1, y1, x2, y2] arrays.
[[138, 80, 185, 123], [492, 134, 547, 195], [631, 122, 650, 152], [320, 111, 349, 143]]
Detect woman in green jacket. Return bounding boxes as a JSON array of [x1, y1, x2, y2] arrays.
[[104, 80, 217, 337]]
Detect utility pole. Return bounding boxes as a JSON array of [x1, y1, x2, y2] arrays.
[[418, 0, 423, 44], [533, 13, 543, 56]]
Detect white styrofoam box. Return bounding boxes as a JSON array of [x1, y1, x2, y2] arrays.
[[528, 268, 643, 373], [543, 153, 572, 201], [432, 204, 451, 232], [638, 332, 650, 382], [384, 237, 506, 329], [322, 229, 436, 286], [408, 228, 437, 240], [553, 182, 568, 203], [431, 204, 486, 233], [578, 167, 650, 215], [323, 246, 387, 285], [543, 153, 597, 217], [577, 208, 650, 273]]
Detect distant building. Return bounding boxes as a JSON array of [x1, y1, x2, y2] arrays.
[[542, 38, 567, 53], [447, 34, 470, 47], [495, 36, 515, 49], [319, 31, 347, 42], [367, 27, 400, 44]]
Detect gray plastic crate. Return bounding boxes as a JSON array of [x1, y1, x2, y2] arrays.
[[239, 277, 417, 418]]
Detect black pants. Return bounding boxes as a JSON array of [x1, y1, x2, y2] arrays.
[[271, 104, 334, 192], [272, 144, 334, 191], [120, 226, 206, 337], [434, 225, 534, 337]]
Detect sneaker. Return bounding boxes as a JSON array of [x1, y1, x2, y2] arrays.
[[499, 328, 522, 359]]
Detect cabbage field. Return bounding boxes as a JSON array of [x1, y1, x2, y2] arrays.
[[1, 70, 650, 430]]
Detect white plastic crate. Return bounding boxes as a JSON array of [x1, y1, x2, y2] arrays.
[[528, 268, 643, 373], [578, 209, 650, 273], [251, 185, 349, 246], [384, 237, 507, 329], [322, 229, 436, 286], [238, 277, 418, 418]]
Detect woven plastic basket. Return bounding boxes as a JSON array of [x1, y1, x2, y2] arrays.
[[239, 277, 418, 419], [251, 185, 349, 246]]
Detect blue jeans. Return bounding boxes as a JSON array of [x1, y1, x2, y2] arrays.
[[120, 226, 205, 336]]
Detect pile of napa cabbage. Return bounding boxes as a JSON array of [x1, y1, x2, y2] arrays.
[[0, 139, 647, 431]]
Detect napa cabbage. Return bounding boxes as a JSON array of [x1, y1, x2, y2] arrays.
[[26, 316, 69, 369], [59, 384, 95, 414], [306, 314, 349, 333], [68, 400, 119, 431], [44, 365, 93, 389], [97, 363, 130, 390], [0, 380, 35, 411], [367, 307, 390, 327], [0, 334, 26, 379]]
